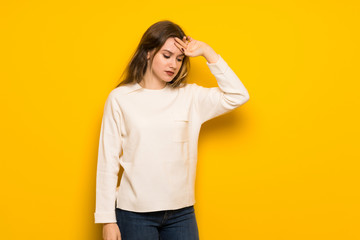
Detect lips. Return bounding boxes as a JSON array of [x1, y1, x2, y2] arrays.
[[165, 71, 174, 76]]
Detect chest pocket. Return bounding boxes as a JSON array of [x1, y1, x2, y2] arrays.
[[172, 111, 190, 142]]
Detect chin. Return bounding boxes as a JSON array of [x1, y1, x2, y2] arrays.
[[164, 79, 174, 83]]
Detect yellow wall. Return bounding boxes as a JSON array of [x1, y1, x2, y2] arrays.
[[1, 1, 359, 239]]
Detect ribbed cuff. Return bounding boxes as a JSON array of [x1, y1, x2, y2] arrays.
[[94, 211, 116, 224]]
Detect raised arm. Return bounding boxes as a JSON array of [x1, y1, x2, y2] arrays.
[[174, 36, 250, 124]]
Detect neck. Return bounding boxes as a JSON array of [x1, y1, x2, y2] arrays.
[[140, 68, 167, 90]]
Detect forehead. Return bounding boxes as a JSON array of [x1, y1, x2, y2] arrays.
[[160, 37, 182, 55]]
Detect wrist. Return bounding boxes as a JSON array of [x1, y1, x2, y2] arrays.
[[203, 44, 219, 63]]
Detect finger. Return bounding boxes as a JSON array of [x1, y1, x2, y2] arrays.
[[173, 41, 186, 53], [174, 37, 187, 48], [174, 37, 184, 44], [174, 41, 185, 52], [175, 37, 186, 47], [184, 35, 192, 44], [184, 35, 191, 42]]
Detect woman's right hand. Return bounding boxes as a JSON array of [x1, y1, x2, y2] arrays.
[[103, 223, 121, 240]]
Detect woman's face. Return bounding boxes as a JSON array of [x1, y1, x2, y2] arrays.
[[147, 37, 185, 83]]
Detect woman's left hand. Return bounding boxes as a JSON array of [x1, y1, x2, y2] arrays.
[[174, 36, 208, 58], [174, 36, 219, 63]]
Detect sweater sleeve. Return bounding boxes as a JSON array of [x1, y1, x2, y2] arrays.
[[94, 91, 123, 223], [193, 54, 250, 124]]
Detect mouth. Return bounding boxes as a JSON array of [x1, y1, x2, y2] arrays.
[[165, 71, 174, 76]]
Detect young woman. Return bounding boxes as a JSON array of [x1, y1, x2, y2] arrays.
[[94, 20, 250, 240]]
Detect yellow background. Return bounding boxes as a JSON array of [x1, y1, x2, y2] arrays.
[[1, 0, 359, 239]]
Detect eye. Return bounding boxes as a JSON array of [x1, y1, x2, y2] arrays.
[[163, 54, 170, 58], [177, 58, 183, 62]]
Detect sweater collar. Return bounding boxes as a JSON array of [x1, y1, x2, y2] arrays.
[[124, 82, 171, 94], [123, 82, 143, 94]]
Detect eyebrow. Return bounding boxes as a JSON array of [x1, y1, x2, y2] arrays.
[[162, 49, 185, 57]]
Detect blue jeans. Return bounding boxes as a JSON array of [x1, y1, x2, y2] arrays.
[[115, 205, 199, 240]]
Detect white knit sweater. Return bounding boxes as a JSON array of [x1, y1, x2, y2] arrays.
[[94, 54, 250, 223]]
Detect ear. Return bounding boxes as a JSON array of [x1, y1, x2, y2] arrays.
[[147, 50, 154, 60], [147, 49, 156, 60]]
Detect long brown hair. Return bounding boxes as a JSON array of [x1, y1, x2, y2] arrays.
[[115, 20, 190, 89]]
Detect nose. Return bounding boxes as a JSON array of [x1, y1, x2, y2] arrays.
[[169, 57, 177, 69]]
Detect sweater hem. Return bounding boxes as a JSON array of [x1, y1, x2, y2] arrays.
[[116, 198, 196, 213]]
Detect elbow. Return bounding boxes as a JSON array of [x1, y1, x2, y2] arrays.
[[237, 95, 250, 107], [242, 93, 250, 104], [233, 92, 250, 107], [223, 93, 249, 109]]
